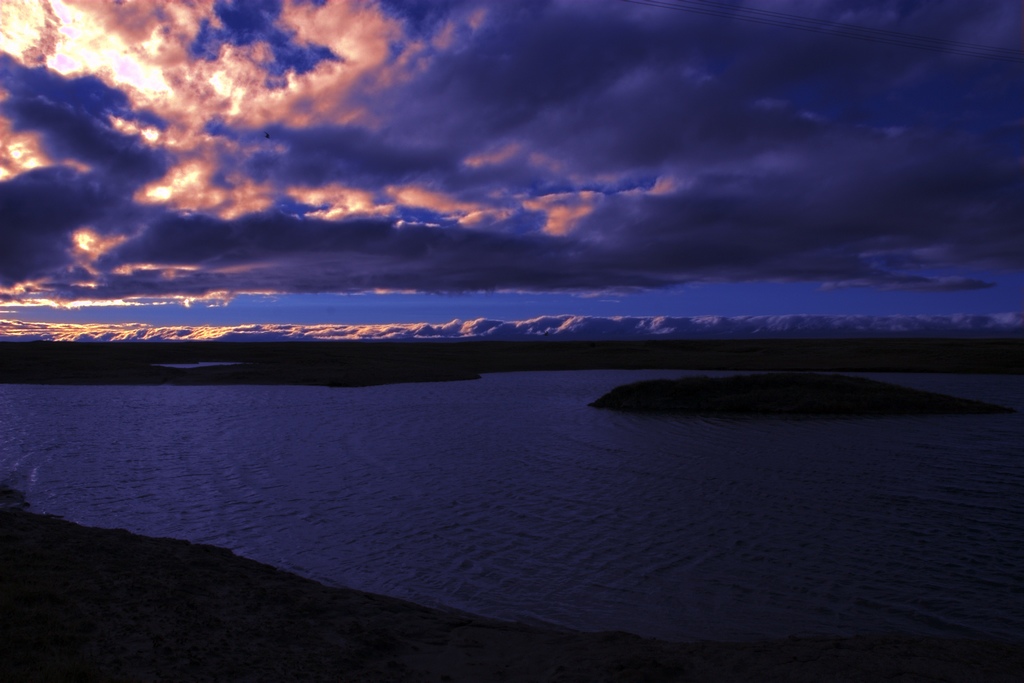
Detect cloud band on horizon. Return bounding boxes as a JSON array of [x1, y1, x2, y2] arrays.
[[1, 312, 1019, 342]]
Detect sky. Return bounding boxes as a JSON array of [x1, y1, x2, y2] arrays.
[[0, 0, 1022, 341]]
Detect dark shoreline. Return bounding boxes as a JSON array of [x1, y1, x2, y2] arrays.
[[3, 507, 1023, 683], [1, 338, 1022, 386]]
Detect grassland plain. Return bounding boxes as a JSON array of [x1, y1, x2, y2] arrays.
[[0, 338, 1022, 386]]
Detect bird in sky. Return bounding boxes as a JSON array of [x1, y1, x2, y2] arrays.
[[264, 132, 270, 139]]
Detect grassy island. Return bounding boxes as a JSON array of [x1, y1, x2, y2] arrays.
[[589, 372, 1015, 414]]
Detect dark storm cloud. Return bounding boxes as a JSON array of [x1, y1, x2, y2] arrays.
[[568, 124, 1024, 288], [0, 58, 169, 289], [1, 0, 1020, 305], [350, 0, 1021, 291], [243, 124, 457, 188], [0, 167, 116, 285], [0, 56, 168, 180], [375, 2, 682, 152], [83, 208, 673, 302], [1, 55, 146, 123], [2, 95, 167, 181], [377, 0, 466, 34]]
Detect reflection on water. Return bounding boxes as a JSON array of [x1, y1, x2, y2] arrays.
[[1, 370, 1022, 642]]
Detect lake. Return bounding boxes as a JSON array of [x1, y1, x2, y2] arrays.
[[1, 370, 1022, 642]]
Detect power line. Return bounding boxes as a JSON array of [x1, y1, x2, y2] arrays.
[[621, 0, 1024, 64]]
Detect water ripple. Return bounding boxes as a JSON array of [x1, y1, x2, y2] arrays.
[[0, 370, 1021, 642]]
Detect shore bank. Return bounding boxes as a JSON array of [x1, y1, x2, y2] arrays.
[[2, 508, 1023, 682], [0, 338, 1022, 386]]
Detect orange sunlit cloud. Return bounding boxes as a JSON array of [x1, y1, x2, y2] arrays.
[[136, 152, 274, 219], [463, 142, 522, 169], [522, 192, 602, 236], [71, 228, 127, 264], [286, 184, 388, 220], [387, 185, 478, 214], [2, 312, 1019, 342], [0, 2, 56, 67], [0, 115, 52, 180], [0, 0, 1019, 324], [108, 115, 161, 144], [2, 0, 620, 261], [386, 185, 516, 228], [3, 0, 405, 201]]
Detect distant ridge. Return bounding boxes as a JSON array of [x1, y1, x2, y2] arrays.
[[0, 313, 1020, 342]]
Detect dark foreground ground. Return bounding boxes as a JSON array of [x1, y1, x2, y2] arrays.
[[3, 507, 1023, 683], [1, 338, 1022, 386]]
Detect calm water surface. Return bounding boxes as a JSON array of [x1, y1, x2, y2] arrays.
[[1, 370, 1022, 642]]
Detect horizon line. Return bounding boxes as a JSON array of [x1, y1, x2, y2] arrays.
[[1, 312, 1020, 343]]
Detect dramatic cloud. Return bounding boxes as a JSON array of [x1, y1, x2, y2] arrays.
[[1, 313, 1018, 342], [1, 0, 1021, 311]]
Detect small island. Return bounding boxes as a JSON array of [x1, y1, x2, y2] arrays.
[[589, 372, 1015, 415]]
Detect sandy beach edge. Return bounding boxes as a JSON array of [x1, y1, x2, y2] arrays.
[[2, 506, 1023, 683]]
